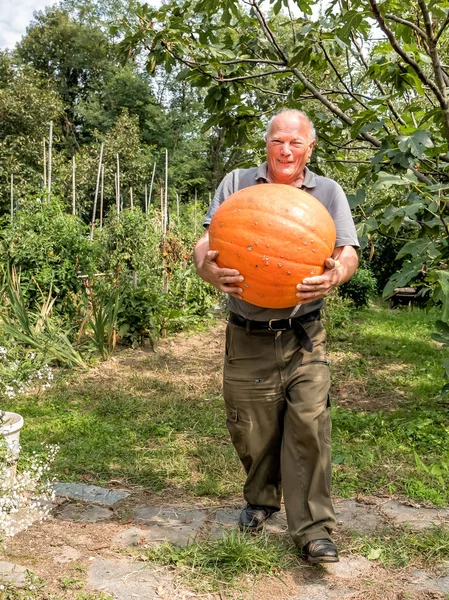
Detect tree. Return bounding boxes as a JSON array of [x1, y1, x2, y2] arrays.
[[0, 55, 63, 213], [119, 0, 449, 318]]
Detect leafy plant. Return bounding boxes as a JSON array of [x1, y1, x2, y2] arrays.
[[1, 265, 85, 368], [339, 268, 378, 308]]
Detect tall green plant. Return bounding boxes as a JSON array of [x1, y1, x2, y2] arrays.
[[1, 265, 85, 368]]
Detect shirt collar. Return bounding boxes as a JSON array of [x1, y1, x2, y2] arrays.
[[255, 163, 317, 189]]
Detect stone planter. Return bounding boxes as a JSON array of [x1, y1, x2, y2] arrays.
[[0, 412, 24, 478]]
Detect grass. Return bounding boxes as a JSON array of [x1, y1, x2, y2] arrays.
[[6, 301, 448, 507], [1, 302, 448, 491], [350, 524, 449, 568], [137, 530, 295, 593]]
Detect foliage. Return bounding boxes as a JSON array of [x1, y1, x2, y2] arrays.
[[0, 198, 98, 314], [1, 265, 85, 368], [339, 268, 378, 308], [0, 58, 63, 213], [118, 0, 449, 320]]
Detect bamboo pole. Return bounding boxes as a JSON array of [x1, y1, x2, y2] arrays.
[[176, 192, 180, 227], [164, 149, 168, 236], [100, 164, 104, 229], [160, 187, 164, 234], [130, 186, 133, 210], [194, 188, 198, 237], [72, 156, 76, 215], [10, 174, 13, 222], [90, 143, 104, 241], [116, 153, 121, 215], [149, 162, 156, 208], [43, 138, 47, 190], [48, 121, 53, 200], [144, 183, 148, 213], [115, 172, 118, 215]]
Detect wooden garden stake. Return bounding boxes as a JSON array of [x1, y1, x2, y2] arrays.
[[144, 183, 148, 213], [10, 174, 13, 222], [100, 164, 104, 228], [48, 121, 53, 199], [194, 188, 198, 237], [130, 186, 133, 210], [90, 143, 104, 241], [165, 149, 168, 236], [149, 162, 156, 208], [43, 138, 47, 190], [176, 192, 180, 227], [72, 155, 76, 215], [116, 153, 121, 215]]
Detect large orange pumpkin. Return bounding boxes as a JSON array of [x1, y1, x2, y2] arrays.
[[208, 183, 336, 309]]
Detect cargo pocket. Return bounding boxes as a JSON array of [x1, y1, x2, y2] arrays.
[[224, 403, 247, 460], [323, 394, 332, 445]]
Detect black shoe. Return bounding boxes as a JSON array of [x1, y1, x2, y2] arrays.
[[302, 539, 339, 563], [238, 505, 275, 532]]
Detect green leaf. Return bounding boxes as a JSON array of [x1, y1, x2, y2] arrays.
[[434, 271, 449, 323], [367, 548, 382, 561], [383, 259, 423, 298], [396, 238, 432, 260], [373, 171, 417, 191]]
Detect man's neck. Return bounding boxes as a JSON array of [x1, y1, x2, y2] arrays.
[[266, 169, 305, 187]]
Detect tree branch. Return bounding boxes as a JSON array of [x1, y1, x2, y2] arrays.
[[350, 31, 405, 128], [369, 0, 446, 106], [436, 14, 449, 43], [318, 40, 370, 110], [385, 13, 428, 41]]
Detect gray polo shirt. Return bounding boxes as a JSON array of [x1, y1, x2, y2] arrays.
[[204, 162, 359, 321]]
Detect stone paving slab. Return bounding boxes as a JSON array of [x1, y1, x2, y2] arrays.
[[54, 483, 130, 506], [0, 561, 30, 587], [56, 503, 114, 522], [130, 507, 207, 546], [409, 569, 449, 593], [87, 557, 181, 600], [334, 499, 383, 532], [380, 500, 449, 530]]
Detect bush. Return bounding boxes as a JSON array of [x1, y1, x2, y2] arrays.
[[339, 268, 378, 308]]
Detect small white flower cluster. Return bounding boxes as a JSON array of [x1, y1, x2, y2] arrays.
[[0, 346, 53, 399], [0, 442, 59, 538]]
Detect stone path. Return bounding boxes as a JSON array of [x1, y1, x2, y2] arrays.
[[2, 483, 449, 599]]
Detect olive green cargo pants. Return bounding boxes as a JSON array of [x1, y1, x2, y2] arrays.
[[223, 318, 335, 548]]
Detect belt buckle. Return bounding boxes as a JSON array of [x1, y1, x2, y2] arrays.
[[268, 318, 291, 331]]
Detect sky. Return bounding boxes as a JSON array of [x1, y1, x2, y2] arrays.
[[0, 0, 57, 50]]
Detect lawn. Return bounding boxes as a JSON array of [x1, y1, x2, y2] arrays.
[[5, 300, 449, 507]]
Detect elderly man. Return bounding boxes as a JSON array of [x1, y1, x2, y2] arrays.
[[194, 109, 359, 563]]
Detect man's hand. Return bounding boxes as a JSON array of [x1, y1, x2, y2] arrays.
[[199, 250, 244, 299], [194, 231, 244, 299], [295, 246, 358, 304]]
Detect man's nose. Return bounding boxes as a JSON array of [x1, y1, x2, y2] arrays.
[[280, 143, 292, 155]]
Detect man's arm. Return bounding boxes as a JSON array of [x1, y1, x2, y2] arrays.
[[194, 228, 244, 299], [295, 245, 359, 304]]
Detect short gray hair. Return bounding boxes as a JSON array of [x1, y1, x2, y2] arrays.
[[265, 109, 316, 143]]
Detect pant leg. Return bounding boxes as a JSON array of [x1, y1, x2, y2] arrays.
[[223, 322, 285, 510], [281, 320, 336, 547]]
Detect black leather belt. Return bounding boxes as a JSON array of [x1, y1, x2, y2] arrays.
[[227, 310, 320, 352]]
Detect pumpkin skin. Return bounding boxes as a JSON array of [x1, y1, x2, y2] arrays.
[[208, 183, 337, 309]]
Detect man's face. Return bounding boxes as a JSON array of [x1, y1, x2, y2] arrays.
[[265, 114, 315, 185]]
